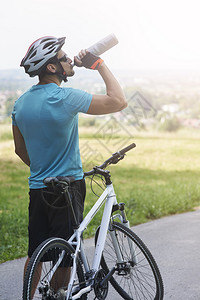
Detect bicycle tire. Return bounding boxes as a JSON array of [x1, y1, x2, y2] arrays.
[[95, 222, 164, 300], [23, 237, 87, 300]]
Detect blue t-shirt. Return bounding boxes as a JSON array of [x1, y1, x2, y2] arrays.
[[12, 83, 92, 189]]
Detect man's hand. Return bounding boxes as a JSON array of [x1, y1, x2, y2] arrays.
[[73, 50, 86, 67], [74, 50, 104, 70]]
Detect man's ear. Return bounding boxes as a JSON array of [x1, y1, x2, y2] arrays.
[[46, 63, 57, 74]]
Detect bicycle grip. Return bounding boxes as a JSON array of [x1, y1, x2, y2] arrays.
[[119, 143, 136, 155], [43, 177, 59, 186]]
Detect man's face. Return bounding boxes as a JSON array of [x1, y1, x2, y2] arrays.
[[57, 50, 75, 77]]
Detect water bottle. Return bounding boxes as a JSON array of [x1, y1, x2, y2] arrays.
[[74, 33, 119, 64], [87, 33, 119, 56]]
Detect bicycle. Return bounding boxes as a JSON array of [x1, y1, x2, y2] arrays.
[[23, 142, 164, 300]]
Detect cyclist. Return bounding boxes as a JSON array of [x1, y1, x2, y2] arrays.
[[12, 36, 127, 293]]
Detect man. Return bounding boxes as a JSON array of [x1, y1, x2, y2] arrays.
[[12, 36, 127, 295]]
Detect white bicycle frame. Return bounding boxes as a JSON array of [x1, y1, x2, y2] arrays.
[[54, 181, 126, 299], [43, 181, 136, 300], [63, 179, 138, 300], [66, 183, 116, 299]]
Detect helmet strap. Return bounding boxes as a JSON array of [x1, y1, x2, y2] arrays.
[[54, 60, 68, 82], [46, 60, 68, 82]]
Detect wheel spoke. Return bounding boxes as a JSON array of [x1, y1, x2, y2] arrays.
[[23, 238, 87, 300], [96, 222, 164, 300]]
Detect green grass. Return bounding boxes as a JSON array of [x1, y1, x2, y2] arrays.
[[1, 126, 200, 262], [0, 160, 29, 263], [0, 123, 13, 141], [81, 131, 200, 236]]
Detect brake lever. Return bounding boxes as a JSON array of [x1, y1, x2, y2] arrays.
[[111, 153, 125, 164]]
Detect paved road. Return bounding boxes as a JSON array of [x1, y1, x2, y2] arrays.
[[0, 209, 200, 300]]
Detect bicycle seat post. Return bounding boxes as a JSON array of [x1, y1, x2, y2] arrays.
[[64, 189, 79, 230]]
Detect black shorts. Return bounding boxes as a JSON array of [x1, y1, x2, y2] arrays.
[[28, 179, 86, 258]]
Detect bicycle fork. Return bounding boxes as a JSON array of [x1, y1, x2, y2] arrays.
[[110, 203, 138, 265]]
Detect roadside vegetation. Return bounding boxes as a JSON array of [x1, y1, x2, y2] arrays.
[[0, 123, 200, 263]]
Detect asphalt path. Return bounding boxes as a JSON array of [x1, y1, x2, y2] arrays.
[[0, 209, 200, 300]]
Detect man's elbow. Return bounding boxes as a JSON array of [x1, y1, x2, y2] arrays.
[[15, 146, 24, 158], [122, 101, 128, 110], [15, 147, 21, 158], [15, 147, 30, 166], [116, 97, 128, 111]]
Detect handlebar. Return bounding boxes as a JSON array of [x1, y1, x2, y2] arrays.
[[84, 142, 136, 177], [118, 143, 136, 155]]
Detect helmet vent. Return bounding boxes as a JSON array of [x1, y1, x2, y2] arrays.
[[45, 49, 55, 55], [33, 59, 43, 66], [41, 38, 52, 44], [29, 50, 37, 60], [28, 46, 35, 56], [43, 42, 53, 49]]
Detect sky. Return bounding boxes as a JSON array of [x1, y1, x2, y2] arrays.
[[1, 0, 200, 71]]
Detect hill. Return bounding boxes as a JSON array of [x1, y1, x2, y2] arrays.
[[1, 68, 200, 122]]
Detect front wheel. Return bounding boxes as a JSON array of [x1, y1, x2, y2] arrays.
[[95, 222, 164, 300], [23, 237, 87, 300]]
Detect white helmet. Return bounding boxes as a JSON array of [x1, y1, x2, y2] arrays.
[[20, 36, 66, 77]]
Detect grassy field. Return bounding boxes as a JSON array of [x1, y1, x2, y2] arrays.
[[0, 123, 200, 263]]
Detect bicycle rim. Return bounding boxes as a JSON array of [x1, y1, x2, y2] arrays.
[[23, 237, 86, 300], [95, 222, 164, 300]]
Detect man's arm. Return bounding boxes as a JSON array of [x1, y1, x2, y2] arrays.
[[12, 125, 30, 167], [87, 62, 127, 115], [74, 51, 127, 115]]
